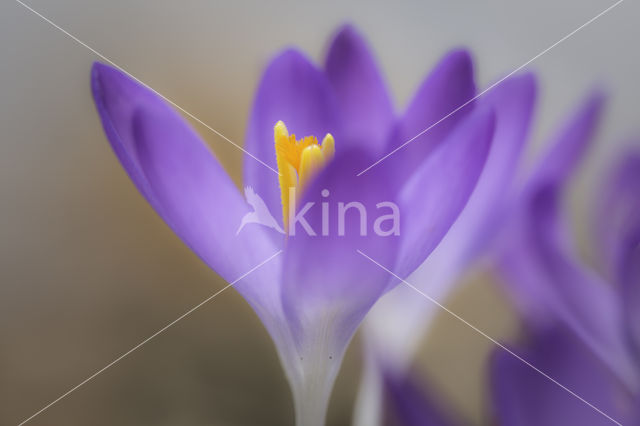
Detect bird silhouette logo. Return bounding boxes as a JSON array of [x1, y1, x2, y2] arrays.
[[236, 186, 285, 235]]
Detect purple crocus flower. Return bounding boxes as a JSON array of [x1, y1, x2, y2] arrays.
[[492, 121, 640, 424], [91, 24, 493, 425]]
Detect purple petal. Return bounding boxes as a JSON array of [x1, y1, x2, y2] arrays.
[[359, 73, 535, 375], [529, 90, 605, 187], [92, 63, 281, 311], [495, 90, 640, 385], [500, 184, 638, 387], [383, 368, 458, 426], [91, 62, 164, 212], [594, 150, 640, 283], [382, 49, 476, 187], [357, 73, 536, 383], [497, 90, 606, 321], [281, 148, 400, 351], [593, 149, 640, 359], [392, 107, 494, 279], [491, 326, 629, 426], [621, 226, 640, 362], [325, 24, 394, 155], [460, 73, 536, 259], [244, 49, 340, 227], [275, 150, 400, 423]]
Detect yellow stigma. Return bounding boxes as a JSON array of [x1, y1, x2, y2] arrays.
[[274, 120, 335, 231]]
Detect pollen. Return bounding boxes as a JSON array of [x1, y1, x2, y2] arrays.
[[274, 120, 334, 231]]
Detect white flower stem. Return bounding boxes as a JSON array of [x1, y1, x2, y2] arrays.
[[291, 356, 337, 426], [269, 310, 353, 426]]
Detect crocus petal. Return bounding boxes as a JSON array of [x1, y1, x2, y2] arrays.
[[392, 107, 494, 280], [459, 72, 536, 259], [276, 149, 399, 424], [324, 24, 394, 155], [382, 367, 458, 426], [620, 220, 640, 361], [282, 148, 400, 347], [360, 73, 535, 376], [501, 184, 638, 389], [497, 90, 605, 320], [91, 63, 165, 213], [593, 150, 640, 359], [491, 326, 629, 426], [92, 63, 281, 314], [132, 106, 284, 310], [528, 90, 605, 187], [496, 90, 639, 386], [244, 49, 340, 227], [594, 150, 640, 283], [356, 74, 532, 422], [383, 49, 476, 187]]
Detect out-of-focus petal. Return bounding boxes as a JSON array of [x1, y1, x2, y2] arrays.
[[528, 90, 605, 187], [501, 184, 638, 388], [593, 149, 640, 360], [497, 90, 604, 319], [244, 49, 340, 228], [392, 107, 494, 280], [460, 72, 536, 259], [92, 63, 281, 314], [382, 49, 476, 187], [496, 90, 640, 386], [325, 24, 394, 155], [620, 225, 640, 361], [383, 368, 459, 426], [594, 150, 640, 283], [491, 326, 630, 426]]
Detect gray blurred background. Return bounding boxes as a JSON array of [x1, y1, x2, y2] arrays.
[[0, 0, 637, 424]]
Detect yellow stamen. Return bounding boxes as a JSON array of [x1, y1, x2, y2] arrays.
[[321, 133, 335, 162], [299, 144, 324, 189], [274, 120, 335, 231]]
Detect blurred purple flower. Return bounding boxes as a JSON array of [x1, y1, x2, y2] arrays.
[[91, 24, 493, 425], [382, 366, 459, 426], [493, 101, 640, 424], [491, 324, 636, 426]]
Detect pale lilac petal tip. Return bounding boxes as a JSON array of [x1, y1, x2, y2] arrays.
[[530, 89, 606, 187], [91, 62, 163, 211]]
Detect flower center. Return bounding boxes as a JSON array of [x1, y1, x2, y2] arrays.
[[274, 120, 335, 231]]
